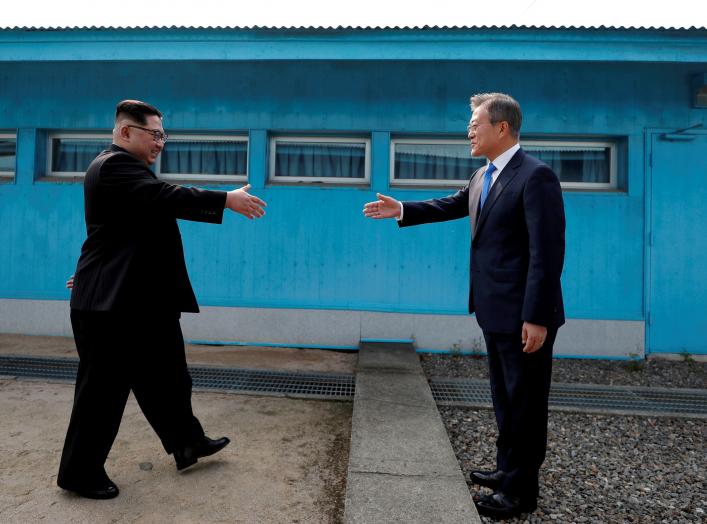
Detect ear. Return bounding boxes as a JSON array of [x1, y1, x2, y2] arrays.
[[118, 125, 130, 141]]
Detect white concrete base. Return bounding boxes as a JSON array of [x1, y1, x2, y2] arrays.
[[0, 298, 646, 357]]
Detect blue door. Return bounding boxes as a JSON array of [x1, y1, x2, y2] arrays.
[[648, 130, 707, 355]]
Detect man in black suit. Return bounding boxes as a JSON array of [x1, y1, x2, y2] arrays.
[[363, 93, 565, 520], [58, 100, 267, 500]]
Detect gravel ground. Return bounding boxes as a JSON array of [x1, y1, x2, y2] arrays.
[[421, 354, 707, 389], [442, 407, 706, 523]]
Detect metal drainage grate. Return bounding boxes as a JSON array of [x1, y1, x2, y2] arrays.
[[0, 356, 354, 400], [430, 378, 707, 418]]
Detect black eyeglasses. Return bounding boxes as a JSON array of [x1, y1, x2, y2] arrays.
[[127, 125, 169, 143]]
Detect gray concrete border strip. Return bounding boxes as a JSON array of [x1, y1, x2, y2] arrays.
[[344, 342, 480, 524]]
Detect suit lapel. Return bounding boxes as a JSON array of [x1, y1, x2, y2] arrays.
[[474, 149, 525, 237], [468, 166, 485, 234]]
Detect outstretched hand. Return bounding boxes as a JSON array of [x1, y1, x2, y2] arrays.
[[363, 193, 401, 219], [226, 184, 267, 219]]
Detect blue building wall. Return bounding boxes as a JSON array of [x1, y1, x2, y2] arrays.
[[1, 54, 705, 352]]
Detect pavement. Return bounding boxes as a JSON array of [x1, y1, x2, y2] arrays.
[[0, 334, 481, 524], [0, 334, 353, 524]]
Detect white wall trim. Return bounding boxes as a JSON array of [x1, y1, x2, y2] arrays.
[[0, 299, 645, 357]]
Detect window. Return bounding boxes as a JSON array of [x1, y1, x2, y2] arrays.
[[391, 138, 484, 187], [0, 133, 17, 180], [157, 135, 248, 182], [522, 140, 617, 190], [391, 137, 618, 190], [48, 133, 112, 177], [270, 136, 370, 184], [47, 133, 248, 182]]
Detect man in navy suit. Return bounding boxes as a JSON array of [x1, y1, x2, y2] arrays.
[[363, 93, 565, 520]]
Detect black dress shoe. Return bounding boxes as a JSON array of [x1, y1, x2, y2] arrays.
[[469, 469, 506, 490], [174, 435, 230, 471], [58, 479, 119, 500], [474, 490, 537, 520]]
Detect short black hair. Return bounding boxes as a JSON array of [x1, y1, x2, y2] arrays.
[[115, 99, 162, 124]]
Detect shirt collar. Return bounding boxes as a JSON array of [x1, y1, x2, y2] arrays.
[[488, 142, 520, 175]]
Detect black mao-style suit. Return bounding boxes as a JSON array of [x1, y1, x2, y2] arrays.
[[58, 144, 227, 487], [400, 148, 565, 502]]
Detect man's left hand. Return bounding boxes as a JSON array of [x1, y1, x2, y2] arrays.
[[521, 322, 547, 353]]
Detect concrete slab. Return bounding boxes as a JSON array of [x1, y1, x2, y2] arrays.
[[345, 472, 478, 524], [354, 371, 434, 405], [0, 377, 351, 524], [356, 342, 422, 374], [348, 398, 460, 476], [344, 342, 480, 524]]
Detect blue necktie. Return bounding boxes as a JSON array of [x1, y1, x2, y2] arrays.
[[479, 163, 497, 209]]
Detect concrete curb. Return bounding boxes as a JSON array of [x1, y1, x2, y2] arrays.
[[344, 342, 480, 523]]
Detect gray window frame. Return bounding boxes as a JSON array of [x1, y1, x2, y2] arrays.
[[390, 137, 475, 188], [46, 132, 112, 178], [390, 137, 618, 190], [269, 135, 371, 185], [156, 133, 248, 183], [0, 132, 17, 179], [47, 132, 249, 182]]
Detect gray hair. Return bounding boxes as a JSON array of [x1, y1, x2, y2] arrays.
[[470, 93, 522, 137]]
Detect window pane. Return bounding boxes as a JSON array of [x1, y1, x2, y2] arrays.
[[161, 140, 247, 176], [394, 143, 483, 181], [274, 141, 366, 179], [52, 138, 111, 173], [0, 139, 16, 173], [524, 145, 611, 184]]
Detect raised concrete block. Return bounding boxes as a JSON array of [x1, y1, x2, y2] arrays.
[[344, 342, 480, 524]]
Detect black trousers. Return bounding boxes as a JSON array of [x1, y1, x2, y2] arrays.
[[483, 328, 557, 501], [58, 310, 204, 486]]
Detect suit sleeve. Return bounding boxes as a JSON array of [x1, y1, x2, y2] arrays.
[[99, 154, 227, 224], [521, 166, 566, 326], [398, 183, 471, 228]]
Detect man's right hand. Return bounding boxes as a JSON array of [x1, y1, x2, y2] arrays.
[[225, 184, 267, 219], [363, 193, 401, 219]]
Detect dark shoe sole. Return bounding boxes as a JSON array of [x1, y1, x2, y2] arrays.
[[58, 482, 119, 499], [475, 501, 537, 520], [176, 457, 198, 471]]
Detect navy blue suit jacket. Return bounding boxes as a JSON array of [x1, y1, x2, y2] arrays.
[[400, 148, 565, 334]]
